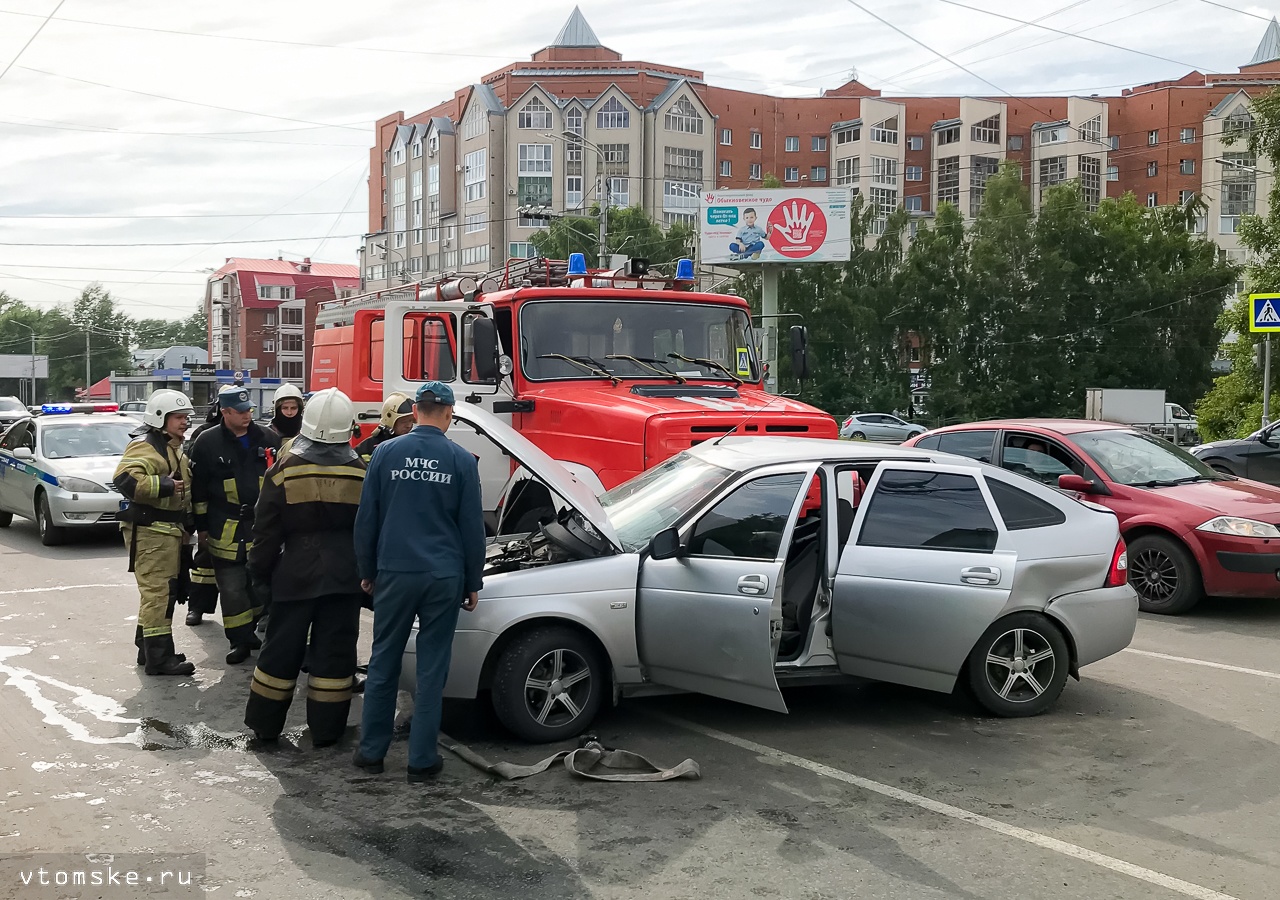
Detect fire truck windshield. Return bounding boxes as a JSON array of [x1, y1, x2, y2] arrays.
[[519, 300, 760, 383]]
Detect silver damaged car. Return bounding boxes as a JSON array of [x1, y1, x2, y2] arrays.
[[403, 406, 1139, 743]]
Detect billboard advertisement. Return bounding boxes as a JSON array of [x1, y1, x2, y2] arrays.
[[699, 188, 852, 265]]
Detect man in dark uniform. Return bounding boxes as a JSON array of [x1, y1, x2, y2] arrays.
[[354, 392, 414, 463], [352, 381, 485, 783], [184, 385, 242, 627], [189, 386, 281, 664], [244, 388, 366, 746]]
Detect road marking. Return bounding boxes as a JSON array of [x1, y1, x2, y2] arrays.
[[1123, 648, 1280, 681], [0, 583, 130, 596], [659, 713, 1239, 900]]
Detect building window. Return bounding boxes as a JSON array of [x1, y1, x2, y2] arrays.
[[1079, 155, 1101, 212], [1181, 126, 1196, 143], [462, 103, 487, 140], [464, 149, 486, 201], [784, 167, 799, 182], [608, 177, 629, 207], [393, 231, 406, 249], [509, 241, 536, 259], [905, 165, 923, 181], [597, 97, 630, 129], [1179, 189, 1195, 205], [411, 139, 422, 159], [810, 166, 827, 181], [869, 186, 897, 226], [565, 106, 583, 137], [664, 212, 697, 226], [281, 361, 303, 380], [1079, 115, 1102, 146], [407, 257, 422, 273], [720, 160, 732, 177], [665, 146, 703, 180], [601, 143, 630, 172], [1180, 158, 1195, 175], [428, 133, 438, 155], [1221, 215, 1240, 234], [665, 97, 703, 134], [908, 135, 923, 151], [1148, 129, 1159, 146], [1038, 127, 1064, 145], [412, 198, 422, 228], [282, 332, 304, 352], [518, 143, 552, 174], [566, 175, 584, 209], [465, 213, 485, 234], [1008, 135, 1024, 151], [1189, 215, 1207, 234], [937, 125, 960, 145], [750, 130, 762, 149], [427, 164, 439, 196], [835, 157, 860, 186], [461, 245, 489, 266], [518, 97, 552, 129], [904, 195, 922, 212], [427, 225, 439, 243], [812, 136, 827, 152], [871, 116, 898, 144], [1106, 165, 1119, 181], [391, 143, 405, 165], [1224, 106, 1255, 139], [1038, 156, 1067, 189], [937, 156, 960, 207], [411, 169, 422, 199], [663, 180, 700, 213], [1147, 161, 1158, 177], [750, 163, 761, 180], [836, 126, 861, 144], [1147, 192, 1158, 207], [872, 156, 898, 186], [971, 115, 1000, 144], [262, 340, 275, 353], [720, 128, 732, 145], [413, 228, 421, 245], [970, 156, 1000, 216], [785, 136, 799, 152]]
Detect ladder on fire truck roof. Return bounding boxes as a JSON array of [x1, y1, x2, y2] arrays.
[[314, 256, 572, 328]]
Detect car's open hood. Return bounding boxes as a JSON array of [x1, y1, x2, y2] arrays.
[[451, 404, 620, 550]]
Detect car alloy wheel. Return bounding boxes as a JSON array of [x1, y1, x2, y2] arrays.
[[36, 493, 65, 546], [849, 431, 866, 441], [966, 612, 1069, 717], [522, 648, 593, 730], [1126, 534, 1202, 614], [491, 625, 605, 743]]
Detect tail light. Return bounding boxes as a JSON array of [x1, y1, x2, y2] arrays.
[[1106, 537, 1128, 587], [842, 416, 854, 429]]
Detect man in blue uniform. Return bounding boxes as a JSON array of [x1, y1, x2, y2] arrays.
[[352, 381, 485, 783]]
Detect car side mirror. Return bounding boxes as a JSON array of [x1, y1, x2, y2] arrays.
[[12, 446, 34, 460], [789, 325, 811, 381], [649, 527, 685, 560], [1261, 428, 1277, 446], [471, 317, 499, 383], [1058, 474, 1098, 494]]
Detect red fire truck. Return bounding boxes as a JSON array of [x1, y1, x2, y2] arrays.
[[312, 254, 837, 525]]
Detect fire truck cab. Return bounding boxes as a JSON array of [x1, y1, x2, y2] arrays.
[[312, 255, 837, 526]]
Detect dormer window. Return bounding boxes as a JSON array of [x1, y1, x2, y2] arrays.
[[518, 97, 552, 130]]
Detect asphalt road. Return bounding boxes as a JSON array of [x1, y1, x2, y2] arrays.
[[1, 519, 1278, 899]]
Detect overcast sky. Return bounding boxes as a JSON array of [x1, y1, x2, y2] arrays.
[[0, 0, 1274, 320]]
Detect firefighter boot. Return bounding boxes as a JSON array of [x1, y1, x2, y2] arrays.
[[186, 609, 204, 626], [226, 641, 252, 665], [143, 636, 195, 676], [135, 626, 184, 665]]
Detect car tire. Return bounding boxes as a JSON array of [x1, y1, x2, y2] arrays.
[[966, 613, 1070, 717], [491, 625, 605, 743], [849, 430, 866, 441], [36, 492, 66, 547], [0, 511, 11, 528], [1127, 533, 1202, 614]]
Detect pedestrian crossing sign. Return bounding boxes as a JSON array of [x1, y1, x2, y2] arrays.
[[1251, 293, 1280, 332]]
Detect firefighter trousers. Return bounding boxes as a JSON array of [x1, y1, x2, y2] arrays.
[[214, 563, 262, 648], [123, 527, 181, 639], [187, 546, 219, 615], [243, 593, 361, 743]]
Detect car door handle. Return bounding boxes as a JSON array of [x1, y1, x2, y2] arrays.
[[737, 574, 769, 595], [960, 566, 1001, 585]]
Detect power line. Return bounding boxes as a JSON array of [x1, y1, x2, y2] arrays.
[[0, 0, 64, 83], [1193, 0, 1275, 23], [0, 117, 370, 147], [0, 211, 364, 220], [0, 234, 366, 247]]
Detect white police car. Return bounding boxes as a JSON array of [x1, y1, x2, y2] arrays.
[[0, 403, 137, 545]]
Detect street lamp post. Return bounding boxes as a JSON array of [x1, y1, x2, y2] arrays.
[[546, 131, 610, 268]]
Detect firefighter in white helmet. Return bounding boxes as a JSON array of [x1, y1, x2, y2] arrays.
[[354, 392, 413, 463], [113, 389, 197, 676], [268, 382, 305, 454], [244, 388, 367, 746]]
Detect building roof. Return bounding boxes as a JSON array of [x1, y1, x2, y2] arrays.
[[212, 257, 358, 279], [648, 78, 690, 111], [1249, 17, 1280, 66], [1210, 89, 1251, 117], [551, 7, 602, 48]]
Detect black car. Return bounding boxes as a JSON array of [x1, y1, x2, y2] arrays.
[[1191, 423, 1280, 485], [0, 396, 27, 431]]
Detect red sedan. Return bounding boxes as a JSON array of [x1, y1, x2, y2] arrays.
[[905, 420, 1280, 614]]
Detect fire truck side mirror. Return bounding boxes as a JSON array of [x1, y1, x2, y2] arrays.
[[472, 317, 500, 383], [790, 325, 811, 381]]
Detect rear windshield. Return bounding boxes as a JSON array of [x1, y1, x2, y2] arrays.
[[0, 398, 25, 413]]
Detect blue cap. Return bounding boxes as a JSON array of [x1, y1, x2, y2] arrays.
[[415, 381, 455, 406], [218, 387, 253, 413]]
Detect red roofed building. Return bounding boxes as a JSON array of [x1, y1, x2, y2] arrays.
[[205, 257, 359, 388]]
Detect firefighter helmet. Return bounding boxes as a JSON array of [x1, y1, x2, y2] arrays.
[[273, 382, 304, 408], [379, 391, 415, 431], [299, 388, 356, 444], [143, 389, 194, 429]]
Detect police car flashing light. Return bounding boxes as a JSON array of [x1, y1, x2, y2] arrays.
[[40, 403, 120, 415]]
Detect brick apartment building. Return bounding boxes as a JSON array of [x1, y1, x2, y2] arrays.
[[361, 8, 1280, 290], [205, 257, 360, 387]]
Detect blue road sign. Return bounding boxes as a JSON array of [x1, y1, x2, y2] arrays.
[[1251, 293, 1280, 332]]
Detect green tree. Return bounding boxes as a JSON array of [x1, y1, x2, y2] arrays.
[[529, 206, 695, 268], [762, 173, 782, 188]]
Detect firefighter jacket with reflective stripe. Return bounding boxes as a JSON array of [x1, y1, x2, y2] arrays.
[[189, 421, 280, 565], [113, 430, 192, 536], [247, 438, 366, 602], [354, 428, 393, 464]]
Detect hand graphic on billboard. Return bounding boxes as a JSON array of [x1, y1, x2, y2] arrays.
[[779, 201, 815, 243]]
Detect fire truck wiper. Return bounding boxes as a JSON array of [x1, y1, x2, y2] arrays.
[[667, 352, 744, 385], [605, 355, 687, 384], [538, 353, 621, 386]]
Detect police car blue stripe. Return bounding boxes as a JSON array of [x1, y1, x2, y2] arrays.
[[0, 454, 59, 485]]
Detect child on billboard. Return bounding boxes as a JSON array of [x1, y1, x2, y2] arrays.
[[728, 208, 773, 261]]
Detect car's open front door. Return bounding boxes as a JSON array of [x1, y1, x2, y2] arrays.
[[831, 461, 1016, 693], [636, 465, 817, 713]]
